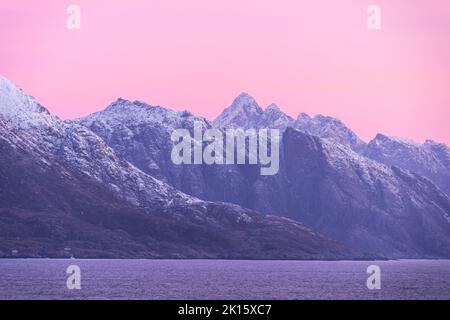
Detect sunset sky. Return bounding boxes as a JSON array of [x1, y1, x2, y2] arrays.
[[1, 0, 449, 144]]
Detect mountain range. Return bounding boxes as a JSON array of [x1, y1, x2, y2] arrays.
[[1, 75, 449, 259]]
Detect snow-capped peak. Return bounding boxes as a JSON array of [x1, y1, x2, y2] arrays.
[[297, 112, 311, 121], [230, 92, 261, 111], [0, 75, 59, 129], [213, 92, 264, 128], [103, 97, 155, 113], [0, 75, 50, 115], [315, 114, 343, 124], [77, 98, 209, 133], [106, 97, 132, 108], [294, 112, 366, 152], [425, 139, 442, 146], [265, 103, 281, 112], [372, 133, 421, 147], [257, 103, 294, 129]]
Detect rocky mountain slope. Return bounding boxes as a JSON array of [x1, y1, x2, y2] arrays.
[[363, 134, 450, 195], [281, 128, 450, 257], [0, 75, 361, 259], [76, 93, 450, 258], [213, 93, 365, 152]]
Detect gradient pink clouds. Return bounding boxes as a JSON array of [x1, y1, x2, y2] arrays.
[[1, 0, 449, 144]]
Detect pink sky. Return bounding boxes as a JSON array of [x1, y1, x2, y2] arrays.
[[1, 0, 449, 144]]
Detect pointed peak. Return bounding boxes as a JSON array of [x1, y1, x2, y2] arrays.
[[0, 75, 51, 116], [224, 92, 263, 115], [314, 114, 342, 123], [132, 100, 156, 109], [230, 92, 260, 109], [265, 103, 281, 112], [235, 92, 254, 100], [0, 75, 27, 98], [297, 112, 311, 120]]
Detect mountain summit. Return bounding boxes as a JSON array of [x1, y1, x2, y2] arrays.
[[364, 133, 450, 195], [293, 113, 366, 152], [213, 93, 294, 130], [2, 76, 450, 258], [213, 92, 264, 129], [212, 93, 365, 152], [74, 90, 450, 258], [0, 75, 57, 129], [1, 76, 360, 259]]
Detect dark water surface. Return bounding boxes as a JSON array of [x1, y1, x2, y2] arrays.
[[0, 259, 448, 300]]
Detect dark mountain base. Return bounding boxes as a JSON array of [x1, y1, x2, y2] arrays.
[[0, 131, 366, 260]]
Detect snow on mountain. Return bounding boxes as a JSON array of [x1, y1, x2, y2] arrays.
[[212, 92, 366, 152], [3, 75, 450, 258], [75, 98, 216, 187], [364, 133, 450, 195], [2, 75, 364, 259], [76, 94, 450, 257], [293, 113, 366, 152], [213, 92, 264, 129], [0, 76, 190, 209], [212, 93, 294, 130], [81, 98, 210, 131]]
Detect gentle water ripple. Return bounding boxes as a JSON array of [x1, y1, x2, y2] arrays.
[[0, 259, 449, 300]]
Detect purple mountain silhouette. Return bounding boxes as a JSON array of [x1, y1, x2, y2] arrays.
[[2, 76, 450, 258], [0, 75, 363, 259], [76, 92, 450, 258]]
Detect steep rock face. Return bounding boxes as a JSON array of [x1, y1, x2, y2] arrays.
[[75, 98, 254, 204], [76, 96, 450, 257], [281, 128, 450, 258], [0, 76, 186, 209], [1, 123, 361, 259], [0, 75, 361, 260], [293, 113, 366, 153], [213, 93, 294, 130], [213, 93, 365, 152], [363, 134, 450, 195]]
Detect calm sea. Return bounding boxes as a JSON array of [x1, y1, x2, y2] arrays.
[[0, 259, 449, 300]]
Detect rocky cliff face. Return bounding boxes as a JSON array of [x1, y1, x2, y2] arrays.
[[0, 75, 361, 260], [213, 93, 365, 152], [75, 92, 450, 258], [363, 134, 450, 196], [281, 128, 450, 257], [3, 76, 450, 258]]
